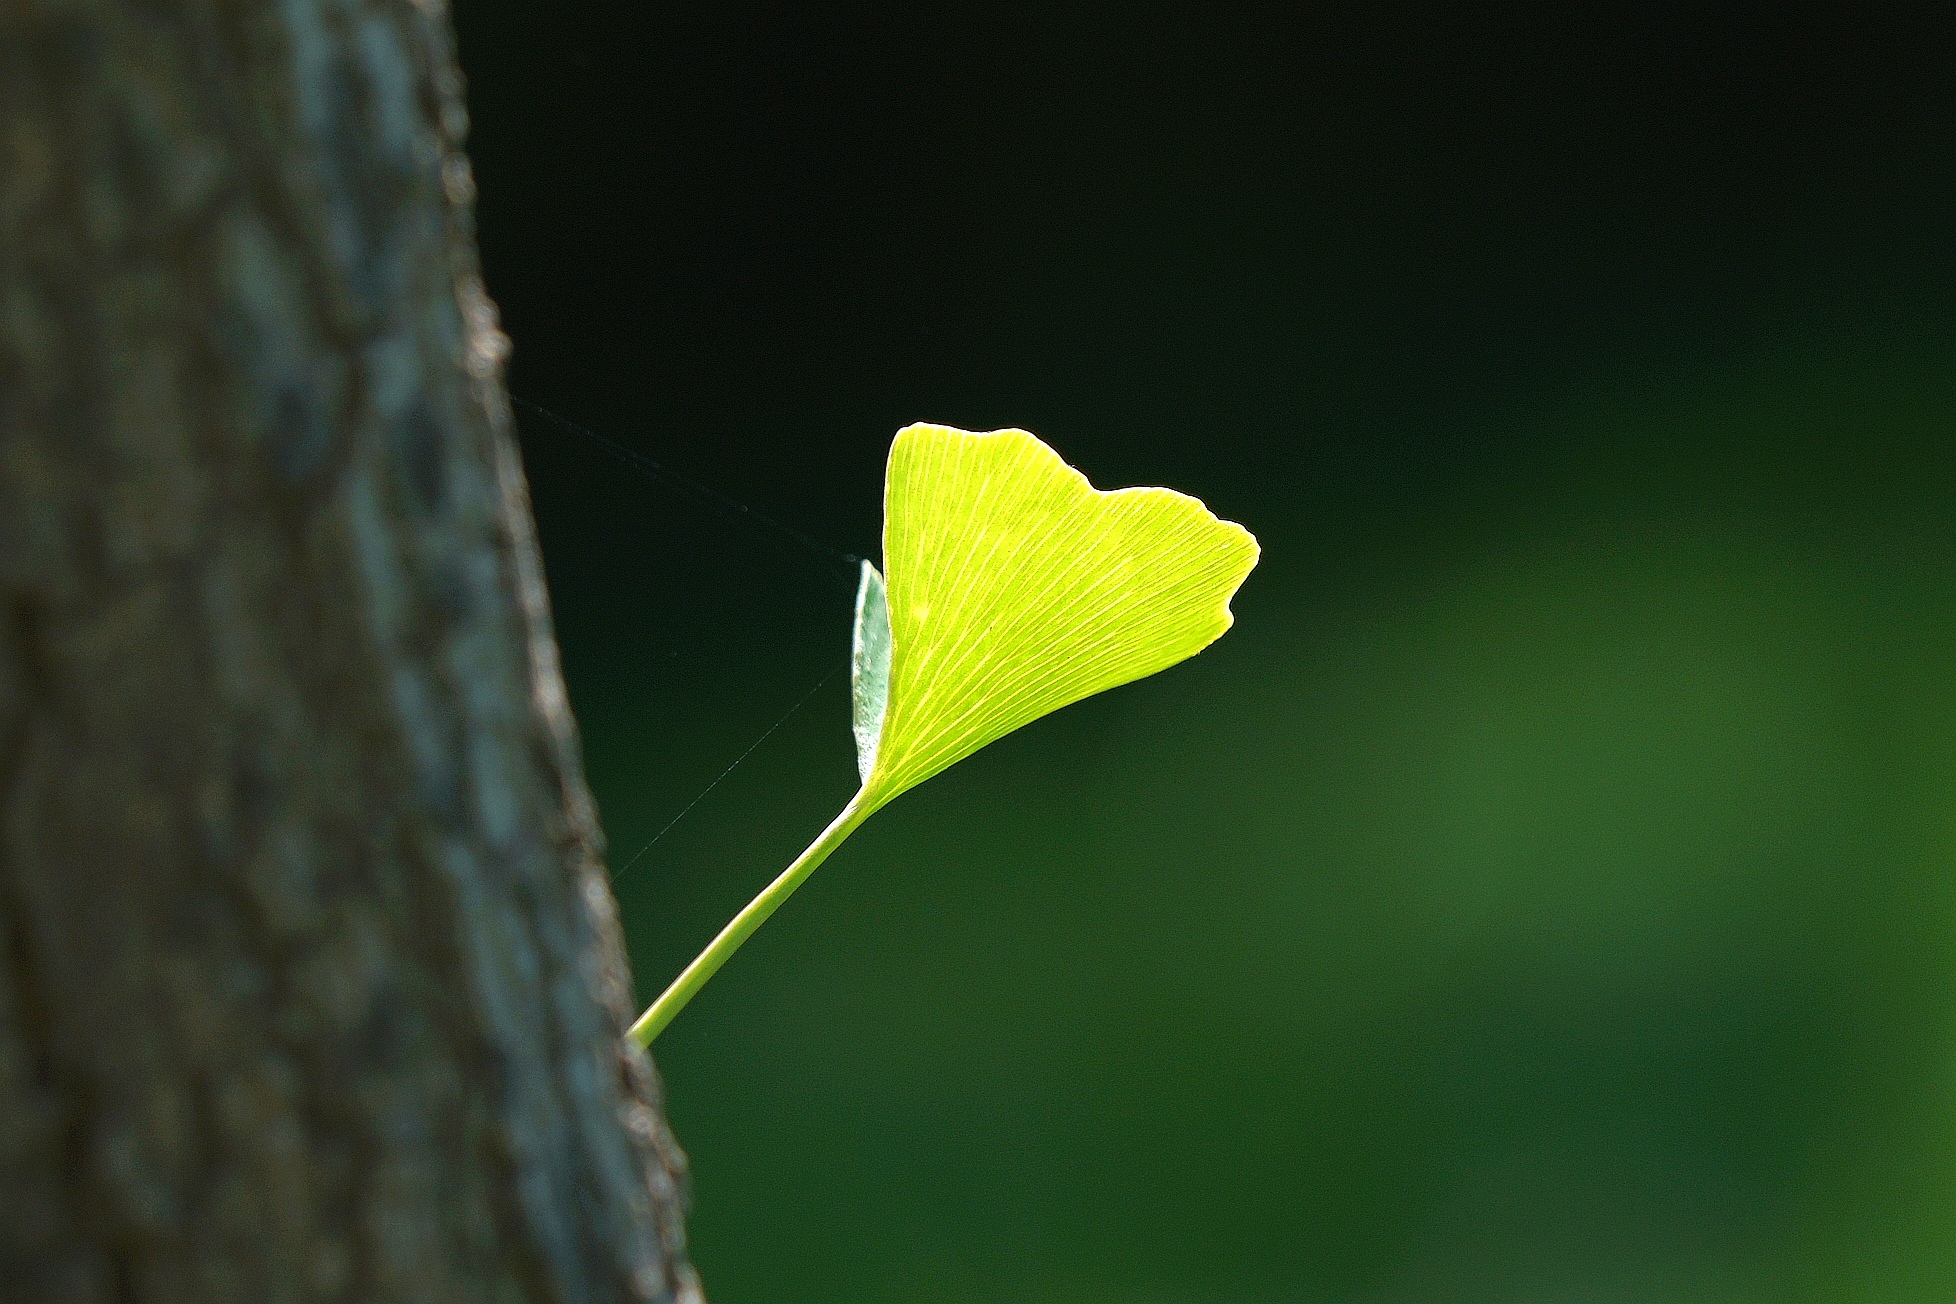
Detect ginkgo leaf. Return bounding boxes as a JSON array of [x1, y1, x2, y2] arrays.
[[631, 421, 1257, 1044], [859, 423, 1260, 810]]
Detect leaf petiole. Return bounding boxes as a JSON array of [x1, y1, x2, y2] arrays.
[[630, 789, 877, 1046]]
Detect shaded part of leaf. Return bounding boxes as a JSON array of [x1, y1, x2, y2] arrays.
[[851, 559, 891, 783]]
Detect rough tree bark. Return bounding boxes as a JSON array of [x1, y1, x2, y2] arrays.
[[0, 0, 697, 1299]]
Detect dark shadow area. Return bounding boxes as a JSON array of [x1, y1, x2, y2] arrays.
[[458, 5, 1956, 1300]]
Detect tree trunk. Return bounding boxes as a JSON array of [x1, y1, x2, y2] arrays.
[[0, 1, 697, 1300]]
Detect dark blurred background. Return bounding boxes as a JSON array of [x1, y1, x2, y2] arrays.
[[456, 4, 1956, 1300]]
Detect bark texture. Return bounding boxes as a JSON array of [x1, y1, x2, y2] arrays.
[[0, 0, 697, 1299]]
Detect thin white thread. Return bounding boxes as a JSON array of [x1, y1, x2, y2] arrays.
[[514, 396, 865, 862], [513, 396, 861, 586], [612, 659, 847, 880]]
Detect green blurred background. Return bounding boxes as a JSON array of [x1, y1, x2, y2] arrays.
[[457, 5, 1956, 1300]]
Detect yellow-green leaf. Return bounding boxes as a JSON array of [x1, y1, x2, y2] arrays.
[[632, 420, 1258, 1044], [861, 423, 1259, 810]]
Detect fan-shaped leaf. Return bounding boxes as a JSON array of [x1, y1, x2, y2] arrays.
[[862, 423, 1259, 809], [851, 560, 892, 783], [632, 421, 1257, 1044]]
